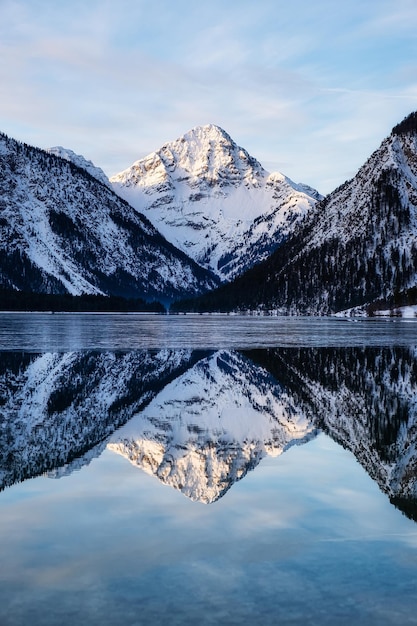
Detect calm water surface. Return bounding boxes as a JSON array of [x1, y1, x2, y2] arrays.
[[1, 314, 417, 625]]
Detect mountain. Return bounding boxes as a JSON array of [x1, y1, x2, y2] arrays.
[[111, 125, 321, 281], [173, 112, 417, 314], [0, 132, 218, 303], [108, 350, 315, 503]]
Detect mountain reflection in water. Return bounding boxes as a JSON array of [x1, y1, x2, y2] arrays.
[[1, 347, 417, 519]]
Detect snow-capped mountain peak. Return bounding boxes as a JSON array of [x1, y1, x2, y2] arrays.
[[165, 123, 265, 186], [111, 125, 321, 280], [47, 146, 111, 188], [112, 124, 265, 191]]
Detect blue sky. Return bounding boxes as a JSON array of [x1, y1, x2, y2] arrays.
[[1, 0, 417, 193]]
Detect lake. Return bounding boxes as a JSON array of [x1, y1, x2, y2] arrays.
[[1, 313, 417, 625]]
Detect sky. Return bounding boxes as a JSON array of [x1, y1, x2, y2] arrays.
[[1, 0, 417, 194]]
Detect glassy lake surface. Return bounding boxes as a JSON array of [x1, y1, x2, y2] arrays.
[[1, 313, 417, 625]]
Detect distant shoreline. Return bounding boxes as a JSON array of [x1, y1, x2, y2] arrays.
[[0, 290, 166, 313]]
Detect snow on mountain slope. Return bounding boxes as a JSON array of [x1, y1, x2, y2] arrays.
[[111, 125, 321, 280], [108, 350, 315, 503], [302, 122, 417, 251], [0, 349, 201, 490], [279, 113, 417, 312], [47, 146, 111, 188], [0, 132, 218, 301]]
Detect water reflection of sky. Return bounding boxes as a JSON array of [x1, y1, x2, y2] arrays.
[[1, 433, 417, 625]]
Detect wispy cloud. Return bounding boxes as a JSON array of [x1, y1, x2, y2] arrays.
[[1, 0, 416, 193]]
